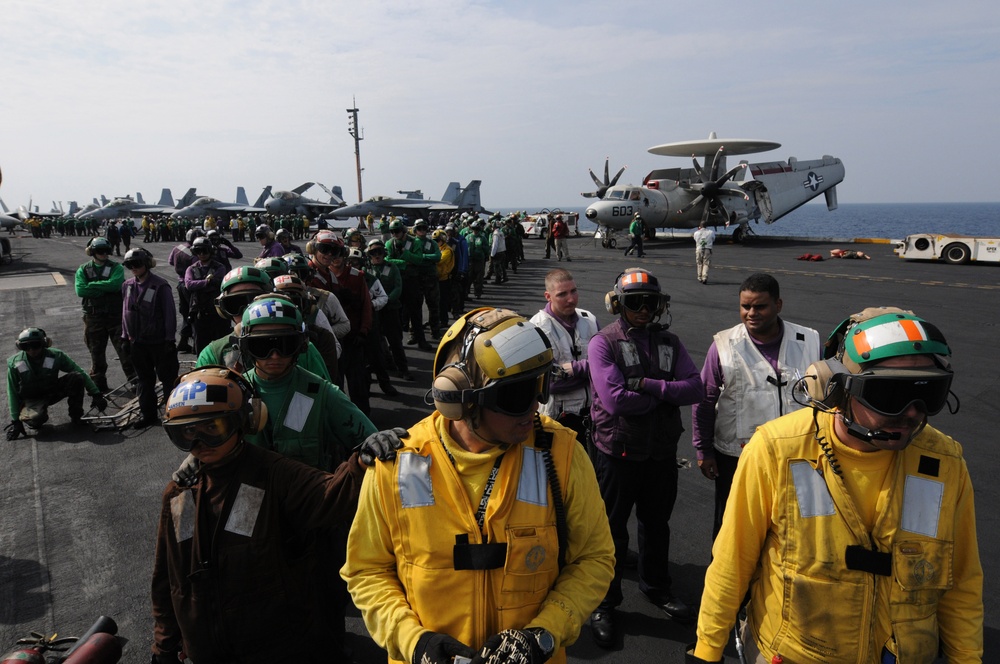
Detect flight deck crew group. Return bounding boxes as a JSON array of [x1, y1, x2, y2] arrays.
[[3, 221, 983, 663]]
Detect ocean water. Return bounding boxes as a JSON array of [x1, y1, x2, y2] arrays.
[[501, 203, 1000, 240]]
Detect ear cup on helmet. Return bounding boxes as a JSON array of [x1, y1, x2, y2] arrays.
[[245, 396, 267, 435], [605, 291, 620, 315], [305, 240, 316, 255], [85, 238, 93, 256], [148, 256, 157, 268], [432, 365, 475, 420], [801, 359, 849, 409]]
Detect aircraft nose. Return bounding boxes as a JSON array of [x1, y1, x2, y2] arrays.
[[585, 206, 598, 220]]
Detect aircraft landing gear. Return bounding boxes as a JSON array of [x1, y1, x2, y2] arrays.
[[732, 224, 752, 244], [596, 227, 618, 249]]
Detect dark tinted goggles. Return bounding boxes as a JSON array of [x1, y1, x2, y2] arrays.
[[18, 341, 43, 351], [481, 370, 550, 417], [123, 260, 146, 269], [314, 243, 341, 255], [92, 248, 110, 256], [164, 414, 238, 452], [844, 368, 953, 417], [242, 334, 303, 360], [217, 292, 261, 318], [621, 292, 661, 312]]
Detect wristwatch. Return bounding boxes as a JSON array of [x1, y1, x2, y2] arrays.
[[527, 628, 556, 659]]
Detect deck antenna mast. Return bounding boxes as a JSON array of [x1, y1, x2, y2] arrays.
[[347, 99, 364, 203]]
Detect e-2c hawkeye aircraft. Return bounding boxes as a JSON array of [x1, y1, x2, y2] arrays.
[[584, 133, 845, 243]]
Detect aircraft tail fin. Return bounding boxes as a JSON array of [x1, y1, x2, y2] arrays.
[[236, 187, 249, 206], [136, 192, 146, 205], [441, 182, 461, 203], [67, 201, 79, 216], [252, 186, 272, 208], [0, 198, 8, 214], [454, 180, 484, 212], [177, 188, 197, 208], [100, 195, 109, 206], [316, 183, 345, 205], [158, 188, 173, 207]]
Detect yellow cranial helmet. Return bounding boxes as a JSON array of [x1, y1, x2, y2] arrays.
[[431, 308, 553, 420]]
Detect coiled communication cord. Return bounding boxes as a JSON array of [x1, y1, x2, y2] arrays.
[[812, 408, 843, 477]]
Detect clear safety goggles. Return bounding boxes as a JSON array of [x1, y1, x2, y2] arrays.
[[164, 414, 238, 452], [842, 367, 953, 417]]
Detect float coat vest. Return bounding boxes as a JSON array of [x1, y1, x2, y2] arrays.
[[712, 321, 819, 457], [377, 412, 574, 664], [590, 323, 683, 460], [747, 409, 975, 663]]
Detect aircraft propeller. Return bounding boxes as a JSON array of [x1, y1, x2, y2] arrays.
[[582, 158, 626, 198], [677, 147, 749, 223]]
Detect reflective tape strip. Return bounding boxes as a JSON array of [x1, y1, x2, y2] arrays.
[[791, 461, 836, 518], [516, 447, 548, 507], [489, 324, 549, 368], [16, 360, 28, 374], [170, 491, 196, 542], [854, 319, 928, 354], [42, 357, 55, 370], [282, 392, 315, 433], [399, 452, 434, 508], [225, 484, 265, 537], [621, 271, 650, 287], [901, 475, 943, 538]]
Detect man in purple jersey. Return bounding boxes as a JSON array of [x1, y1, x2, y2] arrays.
[[587, 268, 703, 648], [692, 273, 820, 539]]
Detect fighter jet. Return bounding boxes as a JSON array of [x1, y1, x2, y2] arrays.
[[170, 186, 270, 220], [584, 133, 845, 243], [329, 180, 487, 220], [264, 182, 345, 220], [80, 188, 198, 221], [0, 199, 22, 230]]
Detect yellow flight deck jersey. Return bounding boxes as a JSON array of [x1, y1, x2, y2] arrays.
[[696, 408, 983, 663], [342, 411, 614, 664]]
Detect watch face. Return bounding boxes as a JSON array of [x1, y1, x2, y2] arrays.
[[535, 629, 555, 654]]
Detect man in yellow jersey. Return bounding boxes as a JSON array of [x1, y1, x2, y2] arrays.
[[343, 308, 614, 664], [690, 307, 983, 664]]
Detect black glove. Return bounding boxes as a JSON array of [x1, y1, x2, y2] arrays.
[[358, 427, 408, 467], [91, 394, 109, 411], [6, 420, 26, 441], [684, 644, 722, 663], [412, 631, 475, 664], [471, 629, 548, 664], [149, 652, 181, 664]]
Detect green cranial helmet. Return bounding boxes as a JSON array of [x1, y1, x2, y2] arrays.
[[254, 257, 289, 280], [283, 252, 312, 274], [835, 308, 951, 374], [241, 296, 304, 334], [221, 266, 274, 293], [16, 327, 49, 349], [87, 237, 112, 255], [388, 219, 406, 233]]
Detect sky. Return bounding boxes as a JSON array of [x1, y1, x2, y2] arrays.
[[2, 0, 999, 212]]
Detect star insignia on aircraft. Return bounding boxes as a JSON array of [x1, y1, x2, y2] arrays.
[[803, 172, 824, 191]]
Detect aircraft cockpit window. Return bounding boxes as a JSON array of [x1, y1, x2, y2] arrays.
[[608, 191, 625, 200], [629, 190, 641, 201], [280, 191, 296, 200]]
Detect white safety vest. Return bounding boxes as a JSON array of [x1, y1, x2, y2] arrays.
[[530, 309, 599, 418], [712, 321, 819, 456]]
